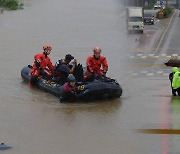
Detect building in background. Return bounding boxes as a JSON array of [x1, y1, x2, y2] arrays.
[[121, 0, 178, 7], [177, 0, 180, 8]]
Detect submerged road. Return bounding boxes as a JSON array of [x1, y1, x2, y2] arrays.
[[127, 10, 180, 154], [0, 0, 179, 153]]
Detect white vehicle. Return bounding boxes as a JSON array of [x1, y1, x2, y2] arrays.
[[154, 4, 165, 10], [126, 7, 144, 33], [154, 4, 161, 9]]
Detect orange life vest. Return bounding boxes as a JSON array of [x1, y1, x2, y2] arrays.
[[86, 55, 108, 76], [31, 52, 54, 76]]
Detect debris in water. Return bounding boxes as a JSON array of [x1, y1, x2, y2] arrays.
[[0, 143, 13, 150]]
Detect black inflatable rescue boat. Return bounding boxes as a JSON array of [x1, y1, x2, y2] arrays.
[[21, 65, 122, 101]]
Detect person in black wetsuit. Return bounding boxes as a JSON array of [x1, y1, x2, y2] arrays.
[[53, 54, 77, 84]]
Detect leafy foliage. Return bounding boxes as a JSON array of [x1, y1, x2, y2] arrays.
[[156, 7, 174, 19], [163, 7, 173, 17], [0, 0, 23, 10]]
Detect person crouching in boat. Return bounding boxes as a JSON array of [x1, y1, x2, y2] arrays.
[[84, 46, 108, 81], [60, 74, 77, 102], [29, 44, 55, 88], [54, 54, 77, 84]]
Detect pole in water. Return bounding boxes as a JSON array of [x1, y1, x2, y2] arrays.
[[0, 143, 13, 150]]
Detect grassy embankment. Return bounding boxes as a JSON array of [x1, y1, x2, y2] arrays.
[[0, 0, 23, 10]]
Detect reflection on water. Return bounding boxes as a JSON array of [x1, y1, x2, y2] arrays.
[[169, 97, 180, 153], [136, 95, 180, 154], [20, 78, 122, 123], [55, 100, 122, 121]]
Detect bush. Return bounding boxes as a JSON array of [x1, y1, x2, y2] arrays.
[[0, 1, 4, 7], [4, 0, 18, 10], [0, 0, 23, 10], [163, 7, 173, 17], [157, 11, 164, 19], [156, 7, 174, 19]]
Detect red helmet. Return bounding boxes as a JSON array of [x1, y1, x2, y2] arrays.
[[93, 46, 101, 54], [43, 44, 52, 51]]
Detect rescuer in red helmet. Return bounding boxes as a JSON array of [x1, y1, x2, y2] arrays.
[[29, 44, 55, 88], [84, 46, 108, 81]]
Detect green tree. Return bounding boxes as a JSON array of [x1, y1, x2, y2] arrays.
[[0, 0, 23, 10]]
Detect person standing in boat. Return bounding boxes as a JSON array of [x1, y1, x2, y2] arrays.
[[54, 54, 77, 84], [29, 44, 55, 88], [60, 74, 77, 102], [84, 46, 108, 81]]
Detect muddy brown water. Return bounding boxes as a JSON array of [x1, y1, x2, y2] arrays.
[[0, 0, 175, 154]]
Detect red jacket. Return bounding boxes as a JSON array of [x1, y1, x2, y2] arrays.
[[31, 52, 54, 76], [86, 55, 108, 75], [63, 83, 76, 93]]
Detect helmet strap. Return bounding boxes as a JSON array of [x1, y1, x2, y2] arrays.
[[43, 51, 48, 57], [94, 55, 100, 60]]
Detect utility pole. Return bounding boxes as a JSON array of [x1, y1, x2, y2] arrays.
[[173, 0, 179, 8]]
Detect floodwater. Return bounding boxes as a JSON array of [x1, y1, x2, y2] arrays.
[[0, 0, 176, 153]]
